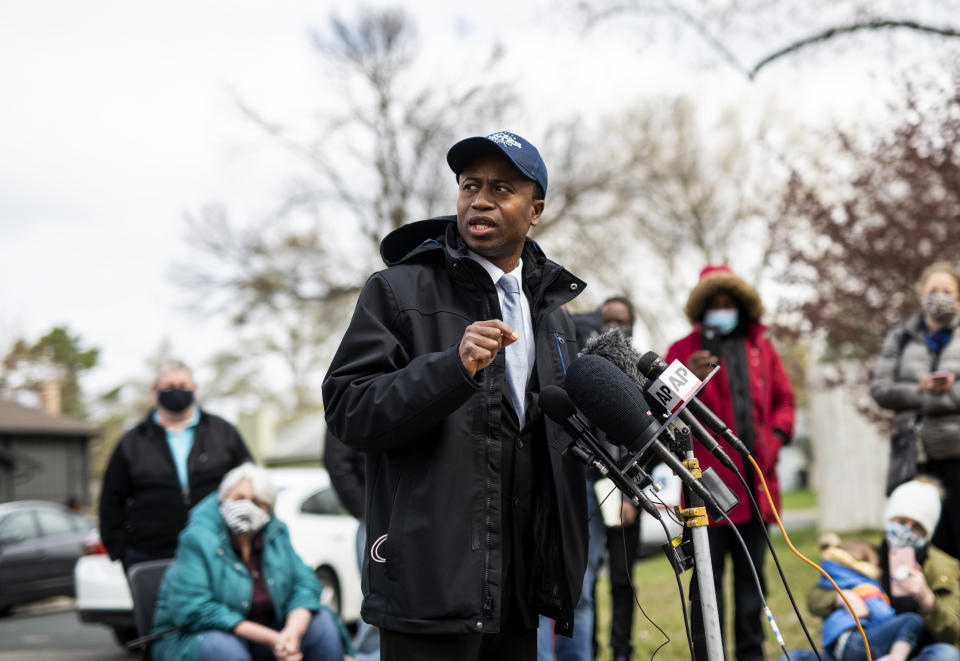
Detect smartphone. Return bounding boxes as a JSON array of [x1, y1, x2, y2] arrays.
[[701, 326, 721, 359], [889, 546, 917, 596], [930, 370, 951, 383]]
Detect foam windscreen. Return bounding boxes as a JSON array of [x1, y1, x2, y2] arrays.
[[564, 354, 659, 451]]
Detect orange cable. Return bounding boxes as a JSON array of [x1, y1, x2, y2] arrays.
[[747, 454, 873, 661]]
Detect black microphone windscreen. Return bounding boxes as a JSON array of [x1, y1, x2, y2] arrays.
[[581, 328, 642, 385], [565, 354, 659, 452], [540, 385, 577, 423], [637, 350, 668, 379]]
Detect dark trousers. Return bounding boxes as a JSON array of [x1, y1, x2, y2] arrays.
[[606, 521, 640, 658], [689, 519, 768, 661], [121, 546, 173, 576], [928, 459, 960, 560], [380, 627, 536, 661]]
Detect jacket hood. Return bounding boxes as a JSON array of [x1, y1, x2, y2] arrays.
[[379, 215, 552, 269], [684, 265, 764, 324], [380, 216, 458, 266]]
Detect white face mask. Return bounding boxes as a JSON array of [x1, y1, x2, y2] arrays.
[[219, 499, 271, 535], [703, 308, 739, 335], [923, 291, 958, 325]]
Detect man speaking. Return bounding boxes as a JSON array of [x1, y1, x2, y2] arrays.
[[322, 131, 588, 660]]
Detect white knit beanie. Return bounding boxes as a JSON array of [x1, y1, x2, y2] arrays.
[[884, 480, 942, 541]]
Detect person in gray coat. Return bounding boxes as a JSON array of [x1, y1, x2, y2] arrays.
[[872, 261, 960, 559]]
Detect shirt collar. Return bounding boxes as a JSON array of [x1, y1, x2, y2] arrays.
[[466, 250, 524, 288], [153, 406, 200, 430]]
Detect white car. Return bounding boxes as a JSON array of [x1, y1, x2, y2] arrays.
[[75, 467, 362, 645], [637, 463, 685, 556]]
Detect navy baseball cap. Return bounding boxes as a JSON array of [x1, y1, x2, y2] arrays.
[[446, 131, 548, 197]]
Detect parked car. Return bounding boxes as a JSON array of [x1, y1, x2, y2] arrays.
[[75, 467, 362, 645], [637, 463, 685, 557], [0, 500, 94, 615]]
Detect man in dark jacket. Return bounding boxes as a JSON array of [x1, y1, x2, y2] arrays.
[[322, 131, 588, 661], [99, 361, 250, 572]]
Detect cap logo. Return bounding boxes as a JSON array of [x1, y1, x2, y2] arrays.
[[487, 131, 522, 149]]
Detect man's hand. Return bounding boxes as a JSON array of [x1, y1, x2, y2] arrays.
[[688, 350, 718, 381], [619, 501, 638, 527], [836, 589, 870, 619], [459, 320, 518, 377]]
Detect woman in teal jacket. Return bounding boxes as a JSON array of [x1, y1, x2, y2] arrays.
[[151, 463, 349, 661]]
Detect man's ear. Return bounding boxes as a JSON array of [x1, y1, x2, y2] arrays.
[[529, 199, 544, 227]]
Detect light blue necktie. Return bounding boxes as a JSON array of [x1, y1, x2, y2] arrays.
[[498, 273, 527, 423]]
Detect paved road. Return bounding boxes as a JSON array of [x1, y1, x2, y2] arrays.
[[0, 598, 137, 661]]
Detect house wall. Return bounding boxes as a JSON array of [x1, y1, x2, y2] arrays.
[[0, 435, 90, 505]]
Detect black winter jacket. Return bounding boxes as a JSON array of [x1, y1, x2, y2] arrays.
[[99, 408, 250, 560], [323, 430, 366, 520], [322, 217, 588, 636]]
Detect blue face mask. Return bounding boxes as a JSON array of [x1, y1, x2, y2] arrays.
[[703, 309, 739, 335], [886, 521, 926, 551]]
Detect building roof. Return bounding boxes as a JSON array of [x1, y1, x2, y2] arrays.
[[0, 399, 99, 436]]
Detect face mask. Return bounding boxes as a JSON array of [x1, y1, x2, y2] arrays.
[[157, 388, 194, 413], [923, 292, 958, 325], [220, 499, 271, 536], [885, 521, 926, 551], [703, 309, 739, 335]]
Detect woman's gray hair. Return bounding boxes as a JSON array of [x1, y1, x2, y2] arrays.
[[218, 462, 277, 511]]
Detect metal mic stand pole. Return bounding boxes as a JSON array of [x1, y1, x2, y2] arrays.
[[673, 425, 724, 661]]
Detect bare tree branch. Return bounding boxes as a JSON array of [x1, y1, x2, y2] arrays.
[[750, 20, 960, 78]]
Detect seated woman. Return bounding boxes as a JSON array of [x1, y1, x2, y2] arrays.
[[816, 533, 927, 661], [150, 462, 349, 661], [798, 479, 960, 661]]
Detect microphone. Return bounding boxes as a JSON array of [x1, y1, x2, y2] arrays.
[[541, 385, 662, 519], [581, 328, 643, 385], [564, 354, 659, 454], [637, 351, 751, 457], [583, 329, 740, 470], [564, 355, 720, 510]]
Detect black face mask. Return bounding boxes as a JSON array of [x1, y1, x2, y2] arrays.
[[157, 388, 194, 413]]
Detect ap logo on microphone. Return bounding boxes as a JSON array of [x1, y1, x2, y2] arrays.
[[646, 360, 702, 412]]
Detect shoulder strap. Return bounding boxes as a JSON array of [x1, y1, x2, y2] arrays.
[[893, 326, 911, 380]]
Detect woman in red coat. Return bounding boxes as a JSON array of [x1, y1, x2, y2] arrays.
[[666, 264, 795, 661]]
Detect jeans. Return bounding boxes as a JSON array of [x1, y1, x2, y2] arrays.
[[198, 609, 344, 661], [537, 480, 607, 660], [782, 645, 960, 661], [354, 524, 381, 661], [779, 614, 960, 661]]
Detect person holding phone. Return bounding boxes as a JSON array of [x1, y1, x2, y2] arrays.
[[666, 264, 795, 661], [802, 479, 960, 660], [872, 262, 960, 559]]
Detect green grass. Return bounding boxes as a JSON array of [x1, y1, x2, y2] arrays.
[[592, 525, 871, 661], [781, 488, 818, 511]]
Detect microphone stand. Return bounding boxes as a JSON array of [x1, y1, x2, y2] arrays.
[[672, 424, 724, 661]]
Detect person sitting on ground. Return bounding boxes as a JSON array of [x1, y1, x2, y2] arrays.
[[815, 532, 927, 661], [150, 462, 350, 661], [800, 479, 960, 661]]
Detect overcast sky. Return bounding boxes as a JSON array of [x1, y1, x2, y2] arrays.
[[0, 0, 945, 404]]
